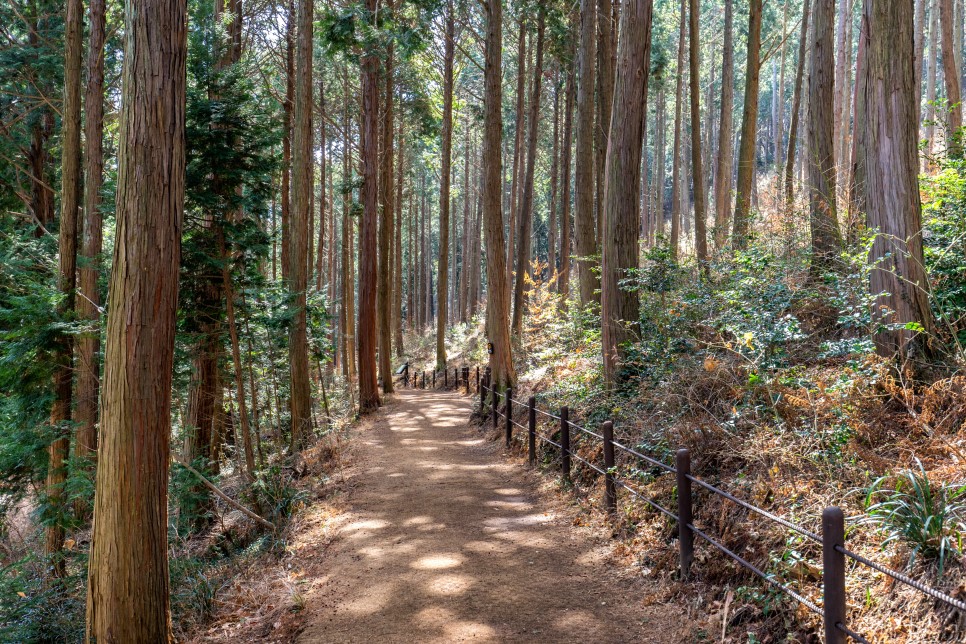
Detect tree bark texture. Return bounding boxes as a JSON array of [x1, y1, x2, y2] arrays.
[[85, 0, 186, 637], [861, 0, 936, 359], [601, 0, 653, 384]]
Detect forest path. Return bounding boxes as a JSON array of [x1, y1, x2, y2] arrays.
[[297, 387, 685, 643]]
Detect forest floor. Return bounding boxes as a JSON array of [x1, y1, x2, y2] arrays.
[[288, 387, 688, 643]]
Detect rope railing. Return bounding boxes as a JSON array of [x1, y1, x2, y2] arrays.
[[413, 364, 959, 643]]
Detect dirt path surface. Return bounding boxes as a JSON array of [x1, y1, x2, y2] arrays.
[[298, 388, 685, 644]]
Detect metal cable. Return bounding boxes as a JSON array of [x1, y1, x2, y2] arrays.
[[686, 474, 823, 545], [834, 545, 966, 612], [567, 421, 604, 441], [511, 418, 527, 432], [569, 452, 608, 476], [535, 407, 561, 421], [612, 478, 678, 520], [610, 440, 676, 473], [688, 523, 824, 617], [835, 622, 871, 644], [536, 434, 562, 450]]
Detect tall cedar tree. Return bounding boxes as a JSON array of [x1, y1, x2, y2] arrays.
[[940, 0, 963, 157], [380, 40, 396, 388], [669, 0, 686, 257], [358, 0, 381, 411], [601, 0, 653, 384], [861, 0, 936, 359], [511, 12, 545, 335], [437, 1, 454, 368], [574, 0, 597, 304], [713, 0, 734, 249], [46, 0, 82, 572], [688, 0, 707, 264], [75, 0, 106, 481], [482, 0, 516, 391], [807, 0, 843, 274], [732, 0, 763, 247], [784, 0, 811, 210], [85, 0, 186, 637]]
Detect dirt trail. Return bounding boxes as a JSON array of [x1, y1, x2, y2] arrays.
[[298, 388, 685, 643]]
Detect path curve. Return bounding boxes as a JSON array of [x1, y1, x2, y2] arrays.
[[298, 388, 683, 643]]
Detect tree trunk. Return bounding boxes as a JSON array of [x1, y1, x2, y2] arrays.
[[482, 0, 516, 392], [669, 0, 686, 257], [807, 0, 843, 274], [925, 0, 939, 158], [714, 0, 735, 248], [784, 0, 811, 210], [75, 0, 106, 483], [574, 0, 599, 305], [862, 0, 936, 359], [688, 0, 708, 264], [506, 26, 527, 291], [46, 0, 83, 572], [547, 68, 560, 286], [512, 13, 545, 336], [85, 0, 186, 636], [558, 61, 575, 300], [358, 0, 380, 412], [436, 2, 454, 368], [394, 113, 406, 356], [380, 43, 395, 389], [915, 0, 926, 125], [282, 0, 294, 281], [601, 0, 653, 384], [290, 0, 314, 446], [732, 0, 764, 247], [941, 0, 963, 157]]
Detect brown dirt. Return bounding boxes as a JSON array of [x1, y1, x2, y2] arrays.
[[297, 387, 686, 643]]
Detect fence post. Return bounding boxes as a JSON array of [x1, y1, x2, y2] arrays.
[[422, 371, 426, 389], [464, 367, 470, 394], [560, 406, 571, 483], [823, 507, 847, 644], [454, 367, 458, 389], [480, 374, 486, 414], [603, 421, 616, 513], [432, 371, 436, 388], [504, 387, 513, 447], [676, 449, 694, 579], [475, 366, 480, 393], [492, 379, 498, 428], [528, 397, 536, 466], [444, 369, 448, 388]]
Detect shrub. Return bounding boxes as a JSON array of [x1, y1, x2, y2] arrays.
[[863, 461, 966, 576]]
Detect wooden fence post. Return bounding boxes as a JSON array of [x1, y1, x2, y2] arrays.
[[823, 506, 847, 644], [504, 387, 513, 447], [560, 406, 570, 483], [492, 379, 498, 428], [432, 371, 436, 388], [676, 449, 693, 579], [528, 396, 536, 466], [444, 368, 448, 388], [475, 366, 480, 393], [603, 421, 616, 513], [464, 367, 470, 394]]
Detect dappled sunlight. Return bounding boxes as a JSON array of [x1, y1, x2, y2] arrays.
[[411, 554, 463, 570], [298, 388, 676, 643]]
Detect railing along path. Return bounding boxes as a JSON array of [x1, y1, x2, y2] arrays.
[[394, 363, 966, 643]]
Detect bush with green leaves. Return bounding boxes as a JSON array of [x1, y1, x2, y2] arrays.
[[248, 466, 307, 522], [863, 462, 966, 577], [921, 162, 966, 358]]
